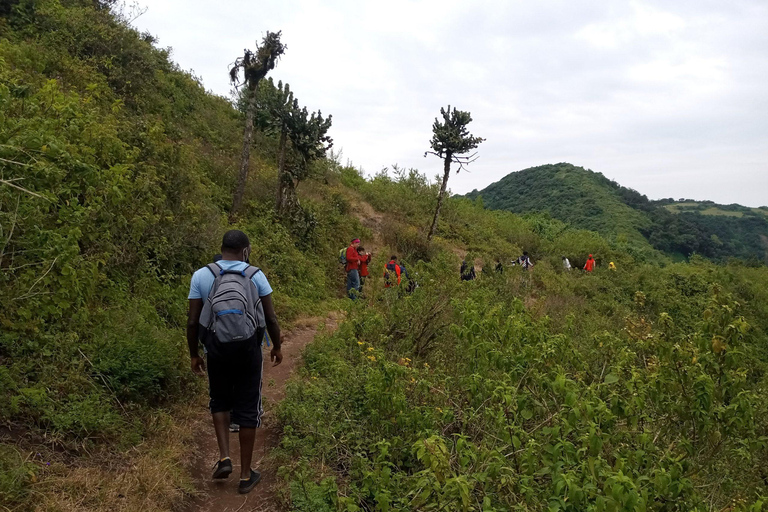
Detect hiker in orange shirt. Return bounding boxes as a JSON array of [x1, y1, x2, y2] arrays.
[[584, 254, 596, 272], [384, 255, 401, 288]]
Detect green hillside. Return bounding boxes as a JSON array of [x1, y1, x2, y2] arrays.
[[467, 163, 768, 263], [466, 163, 653, 251], [2, 3, 768, 511]]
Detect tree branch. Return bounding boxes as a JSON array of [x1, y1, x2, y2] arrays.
[[0, 179, 49, 200]]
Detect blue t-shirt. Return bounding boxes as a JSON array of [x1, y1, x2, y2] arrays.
[[188, 260, 273, 301]]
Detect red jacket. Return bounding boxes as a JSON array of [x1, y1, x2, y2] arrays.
[[584, 258, 595, 272], [358, 251, 371, 277], [345, 245, 361, 272]]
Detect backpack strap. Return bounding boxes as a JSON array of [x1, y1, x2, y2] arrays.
[[206, 262, 221, 277], [243, 265, 261, 280]]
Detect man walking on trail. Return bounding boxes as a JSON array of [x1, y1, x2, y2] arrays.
[[563, 256, 572, 271], [345, 238, 362, 299], [384, 255, 401, 288], [584, 254, 596, 272], [187, 230, 283, 495]]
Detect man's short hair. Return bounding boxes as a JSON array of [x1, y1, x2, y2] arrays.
[[222, 230, 250, 251]]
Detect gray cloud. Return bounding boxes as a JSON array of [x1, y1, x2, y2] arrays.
[[133, 0, 767, 206]]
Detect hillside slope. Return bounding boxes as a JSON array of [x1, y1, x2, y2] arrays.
[[467, 163, 768, 262], [3, 2, 768, 511]]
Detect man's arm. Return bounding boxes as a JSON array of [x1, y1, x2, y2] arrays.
[[187, 298, 205, 375], [261, 294, 283, 366]]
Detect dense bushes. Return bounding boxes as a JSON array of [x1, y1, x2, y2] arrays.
[[277, 256, 768, 510], [0, 0, 355, 457]]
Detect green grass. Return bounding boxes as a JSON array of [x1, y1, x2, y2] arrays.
[[664, 202, 701, 213], [699, 207, 744, 217]]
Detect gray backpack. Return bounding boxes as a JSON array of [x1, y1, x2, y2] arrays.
[[198, 263, 266, 346]]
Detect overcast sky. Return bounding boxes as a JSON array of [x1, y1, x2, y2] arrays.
[[132, 0, 768, 207]]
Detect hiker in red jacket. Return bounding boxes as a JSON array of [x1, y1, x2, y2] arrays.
[[345, 238, 362, 298], [584, 254, 596, 272], [357, 246, 372, 292]]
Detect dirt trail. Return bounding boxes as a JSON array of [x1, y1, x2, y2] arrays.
[[184, 314, 340, 512]]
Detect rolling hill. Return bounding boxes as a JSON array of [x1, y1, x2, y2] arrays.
[[466, 163, 768, 262]]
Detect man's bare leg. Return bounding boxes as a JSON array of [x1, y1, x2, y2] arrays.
[[212, 411, 230, 459], [238, 427, 256, 479]]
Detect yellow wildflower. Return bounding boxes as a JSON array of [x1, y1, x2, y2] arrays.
[[368, 356, 376, 362], [424, 363, 430, 369], [368, 347, 375, 351], [357, 341, 365, 346]]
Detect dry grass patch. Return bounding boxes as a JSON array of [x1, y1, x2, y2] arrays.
[[26, 404, 200, 512]]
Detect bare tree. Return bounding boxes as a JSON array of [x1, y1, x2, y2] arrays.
[[425, 105, 484, 241], [229, 31, 285, 220]]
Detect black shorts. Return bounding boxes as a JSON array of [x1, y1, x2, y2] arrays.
[[205, 334, 264, 428]]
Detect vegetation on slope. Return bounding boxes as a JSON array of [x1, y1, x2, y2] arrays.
[[466, 163, 768, 263], [2, 2, 768, 511], [276, 172, 768, 511], [0, 1, 357, 508]]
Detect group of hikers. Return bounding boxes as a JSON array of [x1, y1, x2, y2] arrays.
[[187, 231, 619, 496], [460, 252, 615, 280], [340, 238, 416, 298]]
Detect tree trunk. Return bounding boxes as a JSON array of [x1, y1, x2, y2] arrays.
[[277, 171, 299, 220], [427, 151, 452, 241], [275, 127, 288, 215], [230, 83, 258, 221]]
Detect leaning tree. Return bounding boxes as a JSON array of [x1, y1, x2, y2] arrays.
[[425, 105, 484, 241], [229, 31, 285, 219]]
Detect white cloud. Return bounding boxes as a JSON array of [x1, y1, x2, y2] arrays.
[[132, 0, 768, 207]]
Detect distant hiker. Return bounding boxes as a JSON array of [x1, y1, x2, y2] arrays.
[[399, 262, 409, 281], [460, 260, 476, 281], [404, 266, 419, 293], [495, 259, 504, 273], [357, 246, 372, 292], [519, 251, 533, 270], [187, 230, 283, 495], [562, 256, 571, 271], [384, 255, 401, 287], [345, 238, 362, 299], [584, 254, 596, 272], [609, 261, 617, 271]]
